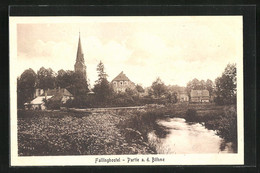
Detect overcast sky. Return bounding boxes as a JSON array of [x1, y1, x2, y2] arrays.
[[16, 16, 242, 87]]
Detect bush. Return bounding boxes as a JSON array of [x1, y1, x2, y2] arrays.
[[204, 105, 237, 152], [185, 108, 198, 122], [111, 96, 135, 107], [63, 91, 176, 108], [44, 99, 61, 110], [219, 106, 237, 142], [64, 98, 74, 108]]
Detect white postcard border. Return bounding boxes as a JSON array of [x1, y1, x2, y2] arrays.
[[9, 16, 244, 166]]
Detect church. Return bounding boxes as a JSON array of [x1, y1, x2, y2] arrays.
[[74, 33, 135, 93], [74, 33, 87, 79]]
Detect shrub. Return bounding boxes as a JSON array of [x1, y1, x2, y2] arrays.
[[64, 98, 74, 108], [204, 105, 237, 152], [118, 106, 175, 142], [219, 106, 237, 142], [44, 99, 61, 110], [185, 108, 198, 122]]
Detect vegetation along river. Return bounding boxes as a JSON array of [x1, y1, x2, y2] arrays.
[[148, 118, 234, 154]]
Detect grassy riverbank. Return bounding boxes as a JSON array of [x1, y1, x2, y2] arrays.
[[18, 109, 153, 156], [118, 103, 237, 152], [17, 103, 237, 156]]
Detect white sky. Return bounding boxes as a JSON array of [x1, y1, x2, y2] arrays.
[[16, 16, 242, 87]]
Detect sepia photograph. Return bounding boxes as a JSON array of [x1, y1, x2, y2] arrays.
[[9, 16, 244, 166]]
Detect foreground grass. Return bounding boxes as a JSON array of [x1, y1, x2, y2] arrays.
[[18, 110, 153, 156], [18, 103, 237, 156]]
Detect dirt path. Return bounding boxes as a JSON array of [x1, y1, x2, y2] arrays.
[[65, 106, 145, 113]]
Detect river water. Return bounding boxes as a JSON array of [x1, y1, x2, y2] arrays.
[[148, 118, 234, 154]]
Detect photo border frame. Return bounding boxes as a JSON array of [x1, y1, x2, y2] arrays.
[[4, 4, 257, 171]]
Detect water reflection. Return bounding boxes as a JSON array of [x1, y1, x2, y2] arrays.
[[148, 118, 234, 154]]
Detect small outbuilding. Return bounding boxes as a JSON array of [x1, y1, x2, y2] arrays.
[[177, 88, 189, 102], [27, 96, 53, 110], [25, 88, 74, 110], [179, 92, 189, 102]]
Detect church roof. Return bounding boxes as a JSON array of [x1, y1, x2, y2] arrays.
[[112, 71, 131, 81], [76, 33, 84, 62]]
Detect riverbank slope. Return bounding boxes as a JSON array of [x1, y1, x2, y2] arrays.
[[17, 103, 237, 155]]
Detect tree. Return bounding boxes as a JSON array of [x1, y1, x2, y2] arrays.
[[55, 69, 89, 99], [17, 68, 37, 108], [186, 78, 199, 98], [95, 61, 108, 84], [93, 61, 114, 102], [56, 70, 74, 88], [186, 78, 213, 98], [135, 84, 145, 93], [205, 79, 214, 96], [37, 67, 56, 99], [56, 69, 66, 88], [199, 80, 206, 90], [69, 72, 89, 97], [214, 63, 236, 105], [166, 91, 178, 103], [150, 77, 167, 98]]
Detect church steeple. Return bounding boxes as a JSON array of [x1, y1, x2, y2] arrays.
[[76, 32, 84, 63], [74, 32, 87, 79]]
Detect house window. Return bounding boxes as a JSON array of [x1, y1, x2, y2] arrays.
[[120, 81, 123, 85]]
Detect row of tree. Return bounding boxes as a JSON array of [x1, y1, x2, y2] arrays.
[[186, 78, 214, 96], [185, 63, 236, 104], [17, 67, 89, 108], [17, 62, 237, 109]]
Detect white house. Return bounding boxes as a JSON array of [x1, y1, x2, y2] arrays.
[[25, 88, 74, 110]]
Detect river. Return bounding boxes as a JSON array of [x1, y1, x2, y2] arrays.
[[148, 118, 234, 154]]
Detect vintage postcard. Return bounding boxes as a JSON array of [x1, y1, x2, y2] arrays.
[[10, 16, 244, 166]]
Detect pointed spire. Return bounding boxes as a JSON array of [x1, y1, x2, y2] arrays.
[[76, 32, 84, 62]]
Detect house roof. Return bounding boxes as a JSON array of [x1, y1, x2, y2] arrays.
[[40, 88, 73, 97], [30, 96, 53, 105], [40, 88, 73, 101], [191, 90, 209, 97], [28, 88, 73, 105], [112, 71, 131, 82]]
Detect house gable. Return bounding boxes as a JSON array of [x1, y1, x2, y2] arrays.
[[111, 71, 135, 92]]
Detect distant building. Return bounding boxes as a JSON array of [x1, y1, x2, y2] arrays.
[[178, 91, 189, 102], [25, 88, 74, 110], [111, 71, 135, 92], [27, 96, 53, 110], [190, 90, 210, 103], [34, 88, 44, 98]]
